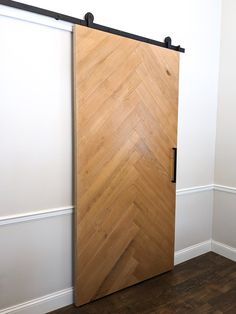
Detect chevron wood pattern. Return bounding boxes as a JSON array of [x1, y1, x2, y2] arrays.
[[74, 25, 180, 306]]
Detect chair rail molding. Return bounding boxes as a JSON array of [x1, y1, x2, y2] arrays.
[[0, 184, 216, 226], [176, 184, 214, 196], [2, 184, 236, 226], [0, 206, 73, 226], [214, 184, 236, 194]]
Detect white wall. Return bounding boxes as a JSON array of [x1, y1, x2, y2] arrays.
[[11, 0, 221, 190], [0, 16, 72, 215], [175, 190, 213, 251], [0, 215, 72, 310], [215, 0, 236, 187], [213, 0, 236, 249], [0, 0, 221, 312], [213, 191, 236, 248]]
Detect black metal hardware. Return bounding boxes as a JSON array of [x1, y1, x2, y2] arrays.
[[0, 0, 185, 53], [171, 148, 177, 183], [165, 37, 172, 49], [84, 12, 94, 27]]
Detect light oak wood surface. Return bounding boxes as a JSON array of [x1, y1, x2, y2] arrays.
[[74, 25, 180, 306]]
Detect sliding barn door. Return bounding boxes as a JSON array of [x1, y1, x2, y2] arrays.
[[74, 25, 180, 306]]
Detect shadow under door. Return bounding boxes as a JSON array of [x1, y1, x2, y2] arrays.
[[74, 25, 180, 306]]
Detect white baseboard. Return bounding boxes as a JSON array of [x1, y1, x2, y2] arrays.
[[0, 184, 234, 314], [1, 239, 235, 314], [0, 240, 211, 314], [212, 240, 236, 262], [0, 288, 73, 314], [174, 240, 212, 265]]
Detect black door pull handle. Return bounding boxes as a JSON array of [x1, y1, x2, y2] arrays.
[[171, 148, 177, 183]]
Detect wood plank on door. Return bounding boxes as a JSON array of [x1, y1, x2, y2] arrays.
[[74, 25, 180, 306]]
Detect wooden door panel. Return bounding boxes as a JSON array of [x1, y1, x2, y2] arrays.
[[74, 25, 179, 306]]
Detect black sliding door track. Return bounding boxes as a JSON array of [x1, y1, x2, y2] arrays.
[[0, 0, 185, 53]]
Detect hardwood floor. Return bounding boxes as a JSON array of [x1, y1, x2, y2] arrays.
[[50, 252, 236, 314]]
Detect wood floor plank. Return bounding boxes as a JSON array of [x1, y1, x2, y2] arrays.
[[50, 253, 236, 314]]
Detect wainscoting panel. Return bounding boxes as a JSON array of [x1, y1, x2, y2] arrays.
[[0, 186, 215, 312], [213, 188, 236, 248], [1, 185, 236, 313], [0, 214, 72, 311], [175, 187, 213, 251]]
